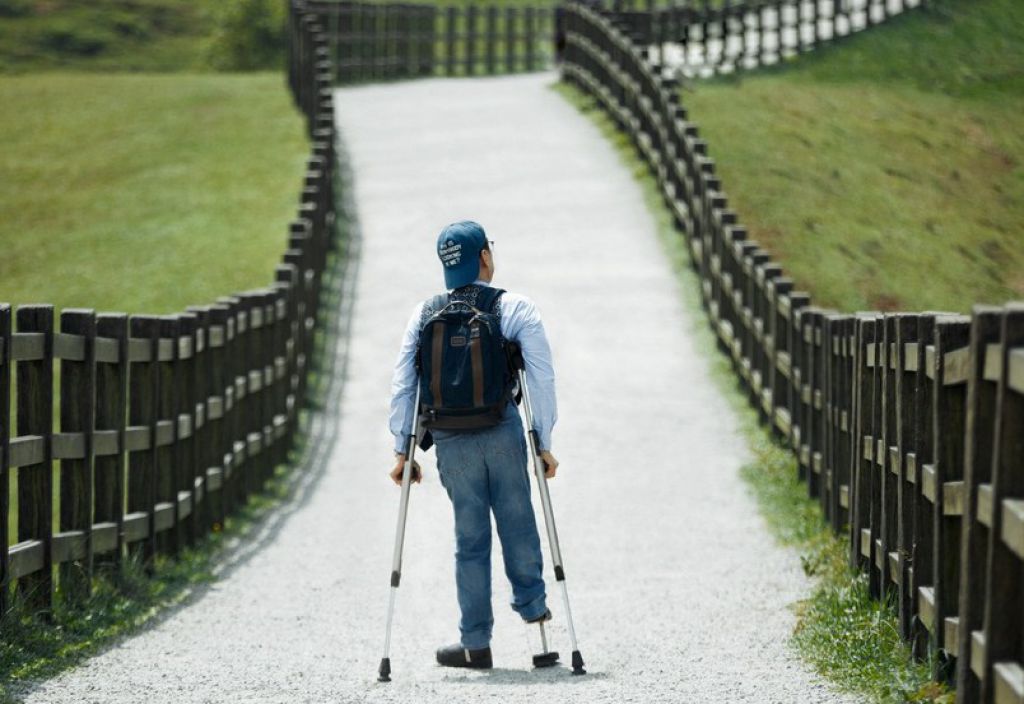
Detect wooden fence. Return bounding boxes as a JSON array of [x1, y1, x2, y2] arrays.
[[305, 0, 556, 83], [608, 0, 927, 78], [561, 4, 1023, 702], [0, 3, 340, 622]]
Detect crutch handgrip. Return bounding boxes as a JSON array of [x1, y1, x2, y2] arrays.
[[507, 340, 525, 371]]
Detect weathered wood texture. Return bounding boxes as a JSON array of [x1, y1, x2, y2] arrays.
[[308, 0, 555, 83], [1, 5, 340, 620], [560, 6, 1022, 702]]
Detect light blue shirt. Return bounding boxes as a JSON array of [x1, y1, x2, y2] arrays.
[[389, 281, 558, 454]]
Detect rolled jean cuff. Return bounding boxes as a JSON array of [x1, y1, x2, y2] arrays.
[[516, 594, 548, 622], [461, 630, 491, 650]]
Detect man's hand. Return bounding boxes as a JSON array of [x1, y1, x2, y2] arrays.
[[539, 450, 559, 479], [389, 453, 422, 486]]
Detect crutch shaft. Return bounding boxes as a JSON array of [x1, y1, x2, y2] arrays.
[[379, 387, 421, 682], [516, 368, 586, 674]]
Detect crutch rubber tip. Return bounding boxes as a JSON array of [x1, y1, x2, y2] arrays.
[[378, 657, 392, 682], [571, 650, 586, 676], [532, 651, 560, 668]]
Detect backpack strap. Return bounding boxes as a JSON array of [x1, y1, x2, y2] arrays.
[[474, 286, 506, 316], [431, 292, 450, 314], [419, 293, 450, 330]]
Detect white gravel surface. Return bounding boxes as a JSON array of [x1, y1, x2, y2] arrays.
[[16, 72, 856, 704]]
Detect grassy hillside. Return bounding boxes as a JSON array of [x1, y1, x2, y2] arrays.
[[0, 72, 308, 313], [684, 0, 1024, 313], [2, 70, 307, 560], [0, 0, 214, 72], [0, 0, 287, 72]]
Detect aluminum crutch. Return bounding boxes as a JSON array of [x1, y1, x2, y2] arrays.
[[513, 348, 587, 676], [378, 386, 421, 683]]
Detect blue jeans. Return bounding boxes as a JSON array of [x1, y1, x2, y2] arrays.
[[432, 403, 547, 649]]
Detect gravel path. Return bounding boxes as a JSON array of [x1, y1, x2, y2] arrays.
[[16, 72, 855, 704]]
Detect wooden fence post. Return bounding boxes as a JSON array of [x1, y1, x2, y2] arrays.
[[446, 6, 457, 76], [16, 305, 55, 614], [835, 315, 855, 531], [186, 306, 212, 533], [877, 315, 898, 593], [94, 314, 127, 570], [807, 309, 826, 501], [0, 304, 10, 618], [275, 265, 300, 454], [179, 313, 200, 547], [928, 315, 971, 671], [485, 5, 497, 74], [851, 313, 878, 572], [466, 4, 478, 76], [952, 306, 1004, 700], [58, 308, 97, 603], [525, 7, 537, 71], [506, 7, 517, 73], [269, 286, 290, 469], [217, 296, 241, 512], [893, 313, 921, 640], [156, 316, 181, 557], [207, 304, 230, 525], [232, 299, 253, 504], [910, 313, 938, 657], [976, 305, 1024, 701], [128, 315, 161, 567], [421, 6, 436, 77]]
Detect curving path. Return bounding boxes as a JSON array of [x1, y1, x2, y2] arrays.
[[16, 72, 854, 704]]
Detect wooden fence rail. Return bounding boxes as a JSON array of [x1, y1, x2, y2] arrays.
[[561, 4, 1023, 702], [305, 0, 556, 83], [0, 2, 341, 623]]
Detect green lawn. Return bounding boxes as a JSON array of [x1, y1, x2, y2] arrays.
[[2, 71, 308, 547], [683, 0, 1024, 313], [0, 0, 219, 73], [0, 72, 308, 314]]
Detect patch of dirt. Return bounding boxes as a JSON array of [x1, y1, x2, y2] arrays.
[[980, 238, 1008, 262], [869, 292, 905, 312], [753, 225, 784, 249], [1009, 274, 1024, 297]]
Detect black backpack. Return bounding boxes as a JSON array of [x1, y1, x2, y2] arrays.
[[416, 286, 516, 431]]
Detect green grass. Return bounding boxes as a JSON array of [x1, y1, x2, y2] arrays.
[[555, 79, 947, 703], [0, 72, 308, 314], [683, 0, 1024, 313], [0, 0, 219, 73], [0, 0, 552, 75], [2, 71, 307, 548], [739, 438, 949, 703]]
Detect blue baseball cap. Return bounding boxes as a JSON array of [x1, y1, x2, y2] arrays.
[[437, 220, 487, 290]]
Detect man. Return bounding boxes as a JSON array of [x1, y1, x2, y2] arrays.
[[387, 220, 560, 669]]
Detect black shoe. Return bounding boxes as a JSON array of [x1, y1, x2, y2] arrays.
[[525, 608, 552, 624], [436, 643, 493, 669]]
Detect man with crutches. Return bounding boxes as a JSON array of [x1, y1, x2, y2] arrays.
[[379, 220, 584, 679]]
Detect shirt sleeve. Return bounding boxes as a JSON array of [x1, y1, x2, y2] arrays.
[[502, 294, 558, 452], [388, 301, 424, 454]]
